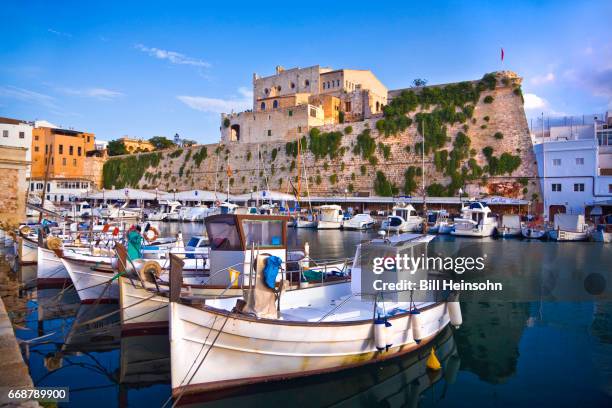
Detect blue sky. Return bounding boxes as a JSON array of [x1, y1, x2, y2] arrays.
[[1, 0, 611, 144]]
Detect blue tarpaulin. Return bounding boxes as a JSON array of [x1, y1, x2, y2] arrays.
[[263, 256, 282, 289]]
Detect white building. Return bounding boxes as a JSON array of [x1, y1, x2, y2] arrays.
[[0, 117, 33, 176], [29, 178, 94, 203], [532, 112, 612, 219]]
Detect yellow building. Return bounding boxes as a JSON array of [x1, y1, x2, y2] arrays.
[[31, 126, 95, 179], [119, 137, 155, 153]]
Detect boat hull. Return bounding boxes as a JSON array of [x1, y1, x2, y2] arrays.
[[37, 246, 70, 287], [169, 300, 450, 396], [18, 236, 38, 264], [498, 227, 521, 238], [549, 229, 589, 241], [317, 220, 342, 230], [521, 226, 547, 239], [60, 255, 118, 303], [451, 224, 496, 237]]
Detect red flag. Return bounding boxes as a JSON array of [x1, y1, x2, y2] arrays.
[[501, 48, 505, 62]]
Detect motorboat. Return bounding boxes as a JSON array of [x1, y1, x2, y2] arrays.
[[168, 229, 461, 398], [181, 205, 211, 222], [521, 224, 548, 239], [61, 201, 93, 218], [317, 204, 344, 229], [548, 214, 592, 241], [380, 204, 423, 233], [427, 210, 453, 234], [343, 213, 376, 230], [94, 202, 142, 220], [148, 200, 182, 221], [451, 202, 498, 237], [498, 214, 522, 238]]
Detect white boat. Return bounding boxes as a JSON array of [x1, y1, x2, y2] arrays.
[[316, 205, 344, 229], [451, 202, 498, 237], [148, 200, 182, 221], [343, 213, 376, 230], [181, 205, 211, 222], [94, 202, 142, 220], [548, 214, 591, 241], [61, 201, 93, 218], [427, 210, 453, 234], [37, 245, 71, 286], [17, 228, 38, 265], [498, 214, 522, 238], [380, 204, 423, 233], [219, 202, 239, 214], [169, 231, 460, 398], [521, 225, 548, 239]]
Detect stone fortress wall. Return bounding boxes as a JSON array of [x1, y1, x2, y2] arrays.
[[104, 71, 540, 202]]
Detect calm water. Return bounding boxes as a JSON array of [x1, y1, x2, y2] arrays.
[[2, 225, 611, 407]]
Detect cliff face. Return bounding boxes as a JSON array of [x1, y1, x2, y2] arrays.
[[103, 71, 540, 201]]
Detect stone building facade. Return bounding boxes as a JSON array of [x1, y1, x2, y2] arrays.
[[221, 65, 388, 144]]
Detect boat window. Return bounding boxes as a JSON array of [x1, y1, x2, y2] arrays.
[[205, 216, 242, 250], [389, 217, 402, 227], [242, 219, 284, 248], [186, 237, 200, 248]]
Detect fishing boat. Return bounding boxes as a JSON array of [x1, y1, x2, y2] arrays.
[[380, 204, 423, 233], [60, 201, 93, 218], [317, 204, 344, 229], [427, 210, 453, 234], [497, 214, 522, 238], [451, 202, 498, 237], [343, 213, 376, 230], [119, 214, 319, 334], [521, 223, 548, 239], [548, 214, 591, 241], [168, 224, 461, 398]]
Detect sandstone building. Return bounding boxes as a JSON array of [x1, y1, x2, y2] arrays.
[[221, 65, 388, 144]]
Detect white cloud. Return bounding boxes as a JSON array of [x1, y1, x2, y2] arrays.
[[135, 44, 211, 68], [177, 88, 252, 114], [530, 72, 555, 85], [58, 87, 124, 100], [48, 29, 72, 37], [524, 93, 548, 111], [0, 85, 57, 108]]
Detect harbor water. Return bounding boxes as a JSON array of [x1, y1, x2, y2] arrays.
[[1, 224, 611, 407]]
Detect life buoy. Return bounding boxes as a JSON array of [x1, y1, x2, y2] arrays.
[[144, 226, 159, 243], [19, 225, 32, 235]]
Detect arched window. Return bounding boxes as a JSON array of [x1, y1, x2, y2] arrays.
[[376, 101, 380, 111], [322, 82, 326, 89], [273, 100, 278, 109], [305, 79, 310, 87], [277, 86, 282, 92], [327, 81, 331, 89], [260, 102, 266, 110], [264, 88, 269, 95], [290, 82, 295, 89], [230, 124, 240, 141]]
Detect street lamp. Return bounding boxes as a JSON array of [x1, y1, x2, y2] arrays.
[[173, 189, 177, 201], [458, 187, 464, 209]]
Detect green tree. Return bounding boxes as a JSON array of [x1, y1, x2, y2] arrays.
[[107, 139, 128, 156], [149, 136, 176, 150]]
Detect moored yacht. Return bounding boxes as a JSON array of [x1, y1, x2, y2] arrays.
[[380, 204, 423, 233], [343, 213, 376, 230], [317, 204, 344, 229], [427, 210, 453, 234], [451, 201, 498, 237]]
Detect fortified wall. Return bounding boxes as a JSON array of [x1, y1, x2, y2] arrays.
[[102, 71, 540, 201]]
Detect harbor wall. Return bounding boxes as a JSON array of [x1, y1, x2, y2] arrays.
[[102, 72, 540, 202]]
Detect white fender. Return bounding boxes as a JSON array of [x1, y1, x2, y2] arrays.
[[448, 301, 462, 328], [385, 319, 394, 349], [374, 316, 386, 351], [411, 310, 423, 343]]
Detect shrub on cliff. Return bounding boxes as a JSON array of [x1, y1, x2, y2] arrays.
[[193, 146, 208, 167], [353, 129, 376, 160], [494, 132, 504, 139], [427, 183, 446, 197], [483, 95, 494, 104], [169, 149, 183, 158], [308, 128, 343, 159], [403, 167, 418, 194], [374, 171, 398, 196]]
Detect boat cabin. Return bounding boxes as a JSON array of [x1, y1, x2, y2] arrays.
[[393, 204, 418, 220], [319, 205, 343, 222], [204, 214, 288, 287]]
